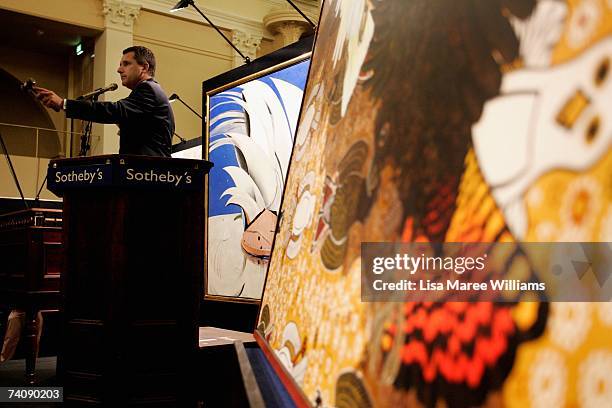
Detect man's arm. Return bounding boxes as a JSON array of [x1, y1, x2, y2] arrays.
[[35, 84, 157, 124], [65, 85, 157, 124]]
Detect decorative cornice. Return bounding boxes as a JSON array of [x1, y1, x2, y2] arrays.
[[103, 0, 142, 29], [231, 30, 262, 67]]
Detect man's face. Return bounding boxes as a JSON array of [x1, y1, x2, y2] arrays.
[[117, 52, 148, 89]]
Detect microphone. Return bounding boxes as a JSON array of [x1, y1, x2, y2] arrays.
[[77, 83, 118, 100], [20, 78, 37, 93]]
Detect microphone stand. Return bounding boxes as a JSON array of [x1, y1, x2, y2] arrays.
[[78, 94, 99, 157], [170, 94, 203, 119], [69, 118, 75, 157], [34, 173, 48, 205], [0, 130, 29, 209]]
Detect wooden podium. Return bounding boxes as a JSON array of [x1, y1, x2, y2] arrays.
[[47, 155, 212, 406]]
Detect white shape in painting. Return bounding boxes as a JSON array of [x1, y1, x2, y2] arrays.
[[528, 348, 567, 408], [295, 83, 322, 160], [473, 36, 612, 239], [568, 0, 601, 50], [597, 301, 612, 326], [292, 191, 315, 237], [548, 303, 591, 351], [286, 171, 317, 259], [472, 94, 534, 188], [332, 0, 374, 116], [510, 0, 568, 67], [578, 350, 612, 408], [275, 322, 308, 385], [207, 215, 266, 298], [208, 76, 304, 298]]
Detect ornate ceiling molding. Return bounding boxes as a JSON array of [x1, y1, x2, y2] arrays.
[[231, 30, 262, 67]]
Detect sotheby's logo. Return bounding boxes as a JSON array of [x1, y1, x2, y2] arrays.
[[54, 168, 104, 184], [122, 168, 195, 188], [49, 164, 111, 188]]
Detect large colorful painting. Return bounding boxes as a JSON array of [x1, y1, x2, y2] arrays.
[[204, 42, 311, 301], [258, 0, 612, 407]]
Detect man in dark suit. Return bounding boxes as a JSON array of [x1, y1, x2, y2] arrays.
[[36, 46, 174, 157]]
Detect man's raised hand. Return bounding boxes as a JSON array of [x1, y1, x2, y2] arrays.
[[34, 86, 63, 112]]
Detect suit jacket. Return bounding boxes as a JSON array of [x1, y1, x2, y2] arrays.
[[65, 79, 175, 157]]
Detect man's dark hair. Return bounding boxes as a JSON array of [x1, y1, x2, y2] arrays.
[[123, 46, 156, 76]]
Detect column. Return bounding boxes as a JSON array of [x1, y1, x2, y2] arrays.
[[91, 0, 141, 155], [263, 6, 315, 49]]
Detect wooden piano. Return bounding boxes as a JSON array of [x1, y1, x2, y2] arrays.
[[0, 207, 62, 384]]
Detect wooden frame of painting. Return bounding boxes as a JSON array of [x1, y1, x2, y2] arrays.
[[203, 36, 313, 303]]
